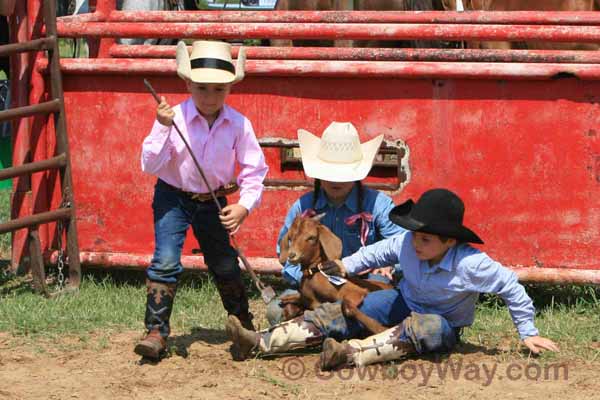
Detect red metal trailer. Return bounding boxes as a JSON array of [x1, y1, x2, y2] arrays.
[[9, 0, 600, 284]]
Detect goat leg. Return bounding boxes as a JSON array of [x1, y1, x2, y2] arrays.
[[342, 298, 387, 335]]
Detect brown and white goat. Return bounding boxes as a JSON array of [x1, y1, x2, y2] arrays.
[[278, 214, 392, 334]]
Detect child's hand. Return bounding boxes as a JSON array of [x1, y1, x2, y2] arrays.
[[157, 96, 175, 126], [220, 204, 249, 232], [522, 336, 560, 354], [371, 266, 394, 281]]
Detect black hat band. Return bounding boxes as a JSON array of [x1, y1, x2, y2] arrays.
[[190, 57, 235, 74]]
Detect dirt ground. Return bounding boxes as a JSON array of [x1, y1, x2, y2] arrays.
[[1, 301, 599, 400]]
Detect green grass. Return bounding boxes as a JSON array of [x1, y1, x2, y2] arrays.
[[58, 38, 88, 59], [0, 264, 598, 363], [0, 271, 230, 340], [464, 285, 600, 362]]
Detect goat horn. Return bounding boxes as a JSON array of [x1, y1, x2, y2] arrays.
[[312, 212, 327, 221]]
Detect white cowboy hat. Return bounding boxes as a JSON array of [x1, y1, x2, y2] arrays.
[[298, 122, 384, 182], [176, 40, 246, 84]]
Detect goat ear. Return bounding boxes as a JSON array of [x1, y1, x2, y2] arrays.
[[318, 225, 342, 261], [279, 231, 290, 265]]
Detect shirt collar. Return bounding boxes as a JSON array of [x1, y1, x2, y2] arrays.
[[314, 183, 360, 213], [184, 98, 231, 126], [426, 245, 457, 273]]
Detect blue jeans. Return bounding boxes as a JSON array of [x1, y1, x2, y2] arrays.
[[302, 289, 412, 340], [304, 288, 459, 354], [146, 179, 241, 283], [347, 288, 412, 337]]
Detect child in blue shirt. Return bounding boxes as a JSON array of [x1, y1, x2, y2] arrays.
[[266, 121, 406, 325], [227, 188, 559, 368], [278, 179, 403, 288]]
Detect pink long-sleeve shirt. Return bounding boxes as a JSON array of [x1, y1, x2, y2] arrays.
[[141, 98, 268, 212]]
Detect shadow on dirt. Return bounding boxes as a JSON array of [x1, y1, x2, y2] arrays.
[[170, 326, 229, 358]]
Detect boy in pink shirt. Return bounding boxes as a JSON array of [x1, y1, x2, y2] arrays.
[[136, 41, 268, 360]]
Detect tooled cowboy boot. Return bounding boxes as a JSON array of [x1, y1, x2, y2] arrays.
[[214, 277, 255, 331], [320, 324, 415, 370], [134, 280, 177, 359], [226, 314, 324, 361]]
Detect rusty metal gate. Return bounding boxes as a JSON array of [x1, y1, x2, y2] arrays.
[[2, 0, 80, 296]]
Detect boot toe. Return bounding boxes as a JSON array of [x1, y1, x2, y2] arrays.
[[134, 333, 167, 360], [134, 343, 161, 360], [226, 315, 258, 361]]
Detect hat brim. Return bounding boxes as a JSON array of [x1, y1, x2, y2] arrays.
[[297, 129, 384, 182], [389, 199, 484, 244]]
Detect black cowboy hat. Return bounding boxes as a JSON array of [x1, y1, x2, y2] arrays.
[[389, 188, 484, 244]]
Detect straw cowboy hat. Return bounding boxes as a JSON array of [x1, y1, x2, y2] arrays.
[[389, 188, 484, 244], [176, 40, 246, 84], [298, 122, 384, 182]]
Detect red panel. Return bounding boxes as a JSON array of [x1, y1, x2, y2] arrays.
[[61, 74, 600, 270]]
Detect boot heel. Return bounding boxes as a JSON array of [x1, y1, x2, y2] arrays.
[[320, 338, 350, 371]]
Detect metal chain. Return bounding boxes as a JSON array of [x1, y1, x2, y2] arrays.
[[55, 200, 71, 290], [56, 218, 66, 290]]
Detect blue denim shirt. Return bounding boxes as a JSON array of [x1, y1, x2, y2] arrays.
[[342, 231, 539, 339], [277, 185, 406, 287]]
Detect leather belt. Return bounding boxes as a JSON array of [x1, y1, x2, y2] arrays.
[[159, 179, 239, 202]]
